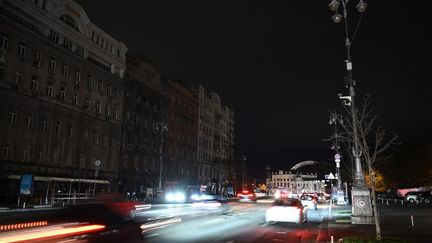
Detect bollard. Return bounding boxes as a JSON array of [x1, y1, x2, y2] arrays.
[[402, 200, 404, 205], [23, 202, 26, 209], [331, 235, 334, 243], [394, 199, 396, 203], [382, 198, 384, 204], [411, 215, 414, 227], [62, 201, 65, 207], [386, 200, 388, 206]]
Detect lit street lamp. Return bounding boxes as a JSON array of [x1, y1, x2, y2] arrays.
[[328, 0, 373, 224]]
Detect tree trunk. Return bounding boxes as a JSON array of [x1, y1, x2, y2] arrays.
[[369, 166, 382, 240]]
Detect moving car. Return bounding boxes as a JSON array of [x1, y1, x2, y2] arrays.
[[237, 190, 256, 203], [265, 198, 307, 224], [300, 194, 317, 210]]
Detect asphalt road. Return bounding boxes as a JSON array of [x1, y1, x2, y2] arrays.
[[2, 200, 431, 242], [136, 201, 328, 243]]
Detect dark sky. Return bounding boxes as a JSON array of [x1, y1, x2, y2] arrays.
[[76, 1, 432, 177]]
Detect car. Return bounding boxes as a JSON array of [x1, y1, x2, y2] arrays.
[[405, 191, 423, 203], [300, 194, 317, 210], [237, 190, 256, 203], [265, 198, 307, 224]]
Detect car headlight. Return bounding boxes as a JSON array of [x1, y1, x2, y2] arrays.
[[165, 193, 175, 202], [175, 192, 185, 202]]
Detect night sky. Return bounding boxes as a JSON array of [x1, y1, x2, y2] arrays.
[[76, 1, 432, 178]]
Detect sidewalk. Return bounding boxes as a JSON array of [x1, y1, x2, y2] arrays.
[[316, 204, 375, 243]]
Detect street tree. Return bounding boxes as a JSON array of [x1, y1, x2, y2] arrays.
[[331, 95, 398, 240]]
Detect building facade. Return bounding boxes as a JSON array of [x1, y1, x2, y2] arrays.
[[0, 0, 127, 204], [196, 85, 235, 194], [120, 54, 166, 195], [269, 170, 325, 194], [164, 80, 198, 189]]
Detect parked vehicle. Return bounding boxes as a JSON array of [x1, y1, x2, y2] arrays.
[[405, 191, 431, 203]]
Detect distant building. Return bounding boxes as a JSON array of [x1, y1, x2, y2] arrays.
[[0, 0, 127, 204], [269, 170, 325, 193]]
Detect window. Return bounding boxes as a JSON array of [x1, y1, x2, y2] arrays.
[[59, 87, 66, 100], [73, 92, 78, 105], [122, 155, 128, 168], [41, 118, 48, 131], [49, 30, 59, 44], [47, 83, 53, 97], [112, 106, 117, 119], [27, 115, 33, 128], [75, 44, 84, 57], [0, 34, 8, 50], [49, 56, 56, 73], [67, 125, 74, 137], [114, 88, 119, 98], [74, 70, 81, 86], [31, 76, 39, 91], [62, 64, 69, 77], [59, 15, 78, 31], [33, 49, 41, 66], [105, 105, 110, 117], [87, 75, 93, 91], [98, 80, 103, 94], [107, 85, 112, 96], [9, 109, 17, 125], [55, 121, 61, 135], [63, 38, 72, 50], [134, 155, 139, 170], [22, 148, 30, 162], [94, 134, 99, 144], [96, 102, 102, 115], [79, 155, 85, 168], [14, 72, 22, 86], [84, 98, 90, 110], [17, 41, 26, 59], [83, 129, 88, 141]]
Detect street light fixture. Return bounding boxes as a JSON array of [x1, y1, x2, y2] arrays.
[[328, 0, 373, 224], [356, 0, 368, 13]]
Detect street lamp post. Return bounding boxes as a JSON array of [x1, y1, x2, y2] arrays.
[[156, 122, 168, 191], [328, 0, 373, 224], [329, 112, 345, 205]]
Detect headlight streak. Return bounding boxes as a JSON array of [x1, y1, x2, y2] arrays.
[[0, 223, 105, 243]]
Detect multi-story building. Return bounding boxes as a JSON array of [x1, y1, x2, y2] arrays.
[[197, 85, 214, 185], [269, 170, 325, 194], [164, 80, 198, 188], [0, 0, 127, 204], [121, 54, 166, 195], [197, 85, 234, 194]]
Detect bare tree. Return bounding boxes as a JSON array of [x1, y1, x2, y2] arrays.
[[332, 96, 398, 240]]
